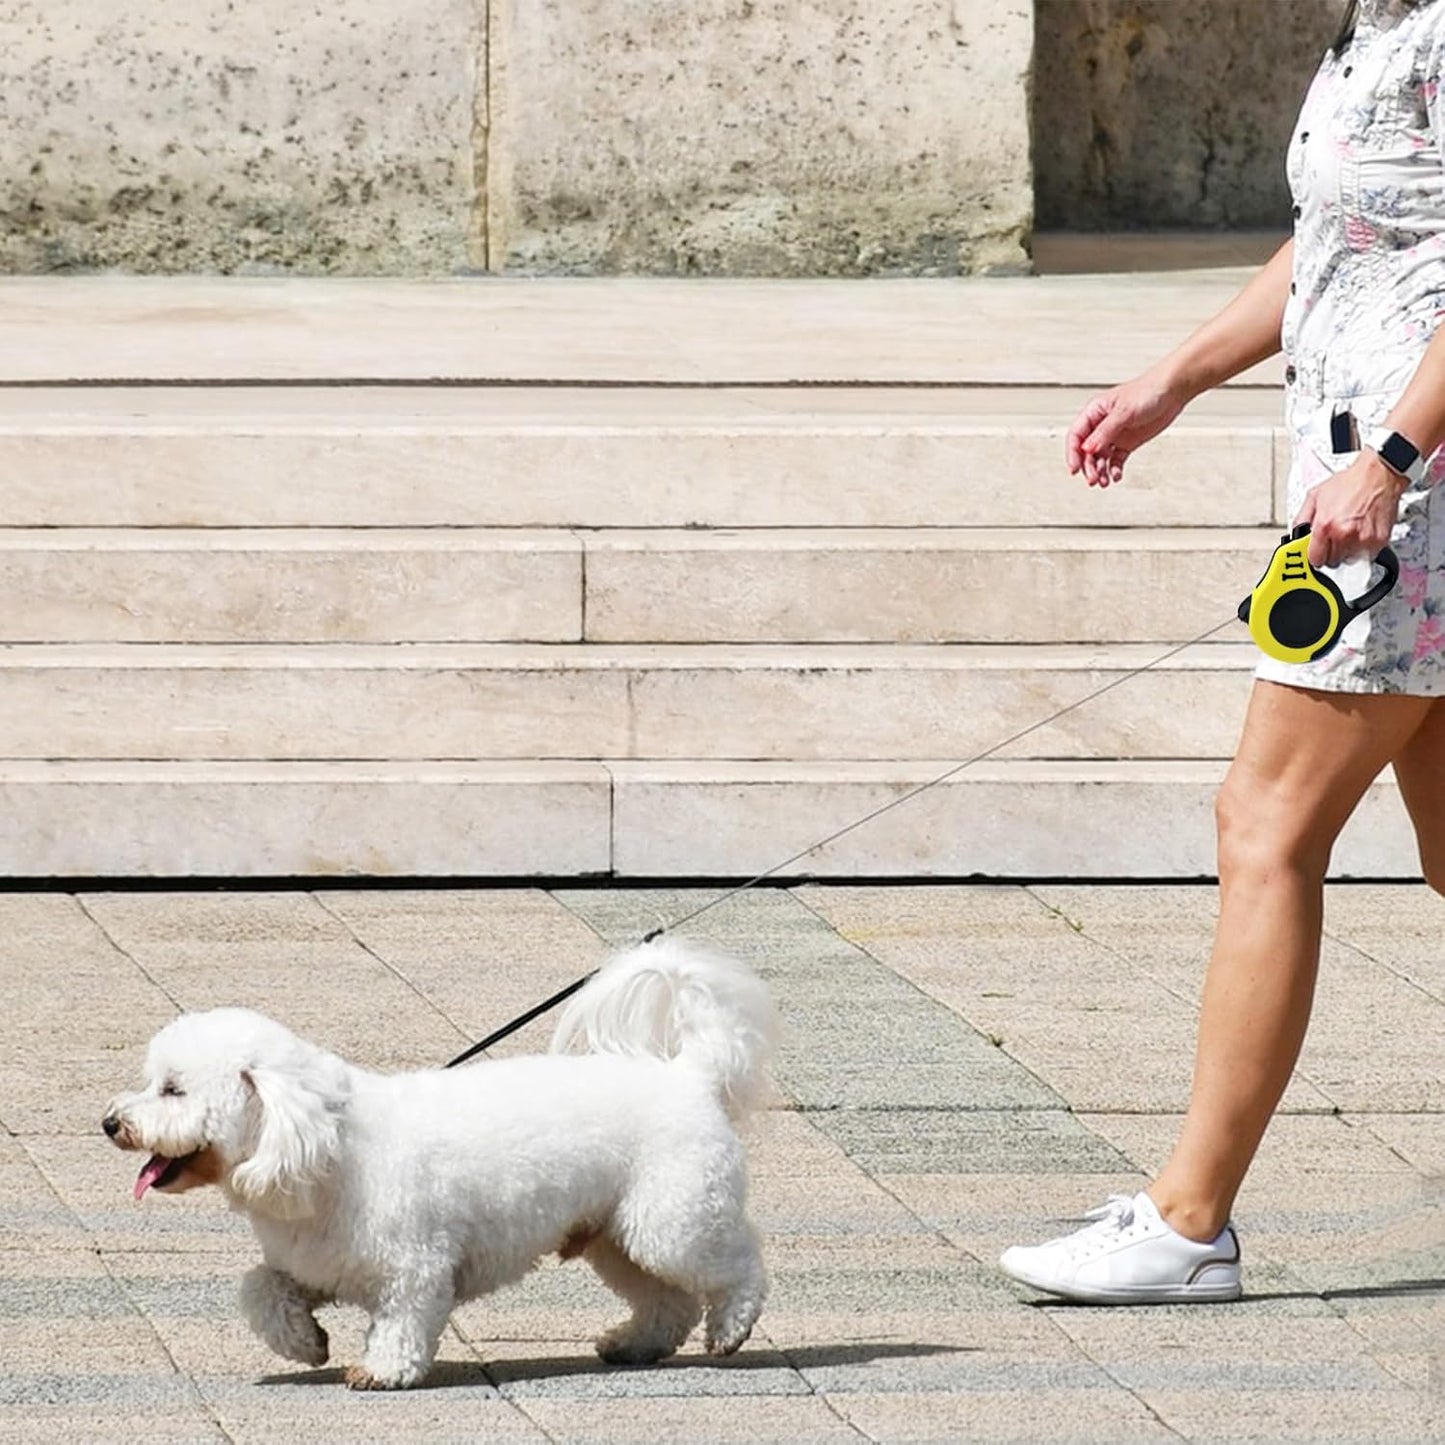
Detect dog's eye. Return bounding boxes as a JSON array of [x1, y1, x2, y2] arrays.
[[159, 1080, 185, 1098]]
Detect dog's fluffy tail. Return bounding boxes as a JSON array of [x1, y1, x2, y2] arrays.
[[550, 935, 776, 1117]]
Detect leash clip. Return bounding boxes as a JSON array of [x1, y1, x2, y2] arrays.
[[1237, 522, 1398, 664]]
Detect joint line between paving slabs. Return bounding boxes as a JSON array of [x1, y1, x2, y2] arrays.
[[99, 1249, 240, 1444], [74, 895, 188, 1015], [788, 884, 1069, 1120], [310, 893, 475, 1047], [1042, 1318, 1192, 1442], [784, 888, 1195, 1437], [1023, 885, 1356, 1117], [1323, 923, 1445, 1010]]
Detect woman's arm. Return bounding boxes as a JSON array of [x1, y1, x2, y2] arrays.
[[1068, 241, 1293, 488], [1156, 239, 1295, 398], [1297, 325, 1445, 566]]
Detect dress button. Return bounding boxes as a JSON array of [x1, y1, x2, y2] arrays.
[[1344, 65, 1353, 77], [1285, 365, 1298, 384], [1293, 204, 1302, 219], [1291, 283, 1297, 295], [1301, 131, 1310, 143]]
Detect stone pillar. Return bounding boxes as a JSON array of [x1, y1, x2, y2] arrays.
[[486, 0, 1034, 276], [1034, 0, 1343, 230]]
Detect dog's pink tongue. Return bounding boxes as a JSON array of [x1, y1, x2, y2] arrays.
[[134, 1154, 171, 1200]]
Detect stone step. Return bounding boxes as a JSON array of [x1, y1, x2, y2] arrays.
[[608, 761, 1416, 880], [0, 759, 1412, 879], [0, 274, 1283, 386], [0, 643, 1257, 761], [0, 527, 1275, 644], [585, 527, 1273, 644], [0, 385, 1282, 529], [0, 528, 582, 643]]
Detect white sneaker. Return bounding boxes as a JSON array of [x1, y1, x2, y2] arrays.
[[999, 1191, 1242, 1304]]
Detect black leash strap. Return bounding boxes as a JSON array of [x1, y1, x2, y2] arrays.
[[445, 969, 597, 1068], [444, 925, 668, 1067]]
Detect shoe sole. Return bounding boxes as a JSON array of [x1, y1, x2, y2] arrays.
[[1003, 1264, 1242, 1305]]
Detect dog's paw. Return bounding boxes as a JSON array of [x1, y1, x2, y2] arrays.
[[595, 1326, 676, 1366], [704, 1294, 761, 1356], [239, 1266, 330, 1366], [344, 1364, 406, 1391], [285, 1320, 330, 1368]]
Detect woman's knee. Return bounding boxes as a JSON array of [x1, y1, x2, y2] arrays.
[[1214, 770, 1337, 881]]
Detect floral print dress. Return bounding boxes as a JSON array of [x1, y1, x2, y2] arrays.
[[1258, 0, 1445, 694]]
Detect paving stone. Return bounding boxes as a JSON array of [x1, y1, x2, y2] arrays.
[[807, 1109, 1133, 1178], [0, 896, 177, 1135], [82, 891, 461, 1069], [1351, 1113, 1445, 1176], [0, 1136, 90, 1252], [213, 1390, 549, 1445], [0, 1412, 226, 1443], [831, 1387, 1178, 1442], [806, 883, 1339, 1113], [1140, 1385, 1445, 1441], [2, 882, 1440, 1442], [1077, 1111, 1422, 1183], [1319, 883, 1445, 1003], [311, 888, 607, 1060], [553, 887, 1062, 1113], [517, 1394, 861, 1444], [876, 1171, 1149, 1267], [29, 1135, 251, 1256], [483, 1338, 808, 1400], [1296, 939, 1445, 1113]]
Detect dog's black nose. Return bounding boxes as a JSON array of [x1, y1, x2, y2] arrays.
[[102, 1114, 121, 1138]]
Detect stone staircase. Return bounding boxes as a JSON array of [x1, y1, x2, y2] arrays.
[[0, 275, 1417, 878]]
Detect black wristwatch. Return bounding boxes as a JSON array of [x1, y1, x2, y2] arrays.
[[1364, 426, 1425, 486]]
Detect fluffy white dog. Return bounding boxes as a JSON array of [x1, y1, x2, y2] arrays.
[[102, 936, 776, 1390]]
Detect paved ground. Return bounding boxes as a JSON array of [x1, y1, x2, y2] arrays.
[[3, 883, 1442, 1443]]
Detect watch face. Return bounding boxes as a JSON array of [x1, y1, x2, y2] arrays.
[[1372, 430, 1421, 478]]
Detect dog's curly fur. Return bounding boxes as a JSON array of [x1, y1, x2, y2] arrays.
[[103, 937, 776, 1390]]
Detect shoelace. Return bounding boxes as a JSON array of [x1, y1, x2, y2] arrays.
[[1081, 1194, 1137, 1231], [1050, 1193, 1140, 1259]]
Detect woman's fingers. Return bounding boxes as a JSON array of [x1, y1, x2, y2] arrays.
[[1066, 395, 1116, 473], [1081, 446, 1127, 488]]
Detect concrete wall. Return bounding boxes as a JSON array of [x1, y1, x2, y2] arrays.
[[1034, 0, 1344, 230], [1, 0, 1032, 276]]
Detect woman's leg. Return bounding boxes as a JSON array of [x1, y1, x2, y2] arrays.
[[1392, 697, 1445, 896], [1149, 681, 1434, 1243]]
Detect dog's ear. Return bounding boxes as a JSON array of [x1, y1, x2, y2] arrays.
[[229, 1053, 347, 1218]]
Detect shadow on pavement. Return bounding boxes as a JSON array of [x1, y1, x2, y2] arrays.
[[1029, 1277, 1445, 1309], [259, 1339, 970, 1390]]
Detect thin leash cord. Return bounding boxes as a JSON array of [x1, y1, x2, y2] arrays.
[[445, 613, 1239, 1068]]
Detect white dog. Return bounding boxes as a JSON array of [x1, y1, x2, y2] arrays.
[[102, 936, 776, 1390]]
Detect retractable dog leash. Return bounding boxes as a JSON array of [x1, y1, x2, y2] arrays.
[[1237, 522, 1399, 664], [446, 525, 1401, 1068]]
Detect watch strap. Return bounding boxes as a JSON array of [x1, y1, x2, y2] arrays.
[[1364, 426, 1425, 486]]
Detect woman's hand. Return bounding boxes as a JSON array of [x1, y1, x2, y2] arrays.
[[1065, 371, 1190, 487], [1295, 452, 1405, 567]]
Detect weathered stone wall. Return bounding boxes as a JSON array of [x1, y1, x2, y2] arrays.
[[4, 0, 1352, 273], [1034, 0, 1344, 230], [488, 0, 1033, 276], [0, 1, 484, 274], [0, 0, 1032, 276]]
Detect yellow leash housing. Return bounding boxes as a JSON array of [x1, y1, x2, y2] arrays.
[[1238, 523, 1398, 664]]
